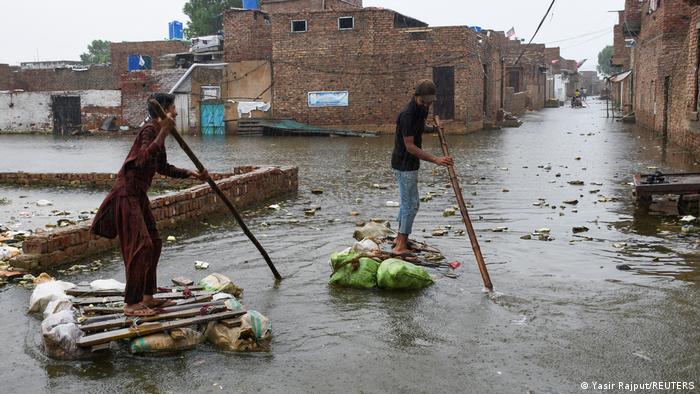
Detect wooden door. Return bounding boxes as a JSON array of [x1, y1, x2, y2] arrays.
[[433, 66, 455, 120]]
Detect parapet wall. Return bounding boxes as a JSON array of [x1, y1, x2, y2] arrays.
[[0, 171, 240, 189], [11, 166, 298, 271]]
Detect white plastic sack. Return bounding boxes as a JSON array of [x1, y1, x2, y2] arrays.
[[351, 238, 379, 253], [241, 310, 271, 340], [43, 299, 74, 319], [213, 293, 235, 301], [199, 273, 242, 297], [0, 246, 20, 261], [41, 310, 87, 360], [29, 280, 76, 314], [90, 279, 126, 291]]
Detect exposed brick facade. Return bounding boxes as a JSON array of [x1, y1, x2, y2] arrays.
[[261, 0, 362, 13], [0, 171, 236, 189], [504, 41, 547, 110], [224, 10, 272, 62], [0, 65, 116, 92], [110, 41, 189, 82], [11, 166, 299, 271]]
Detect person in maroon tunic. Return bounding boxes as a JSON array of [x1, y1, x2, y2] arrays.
[[91, 93, 208, 317]]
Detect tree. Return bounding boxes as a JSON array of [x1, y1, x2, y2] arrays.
[[183, 0, 242, 38], [597, 45, 614, 76], [80, 40, 111, 65]]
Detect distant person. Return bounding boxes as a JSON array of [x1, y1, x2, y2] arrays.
[[90, 93, 208, 317], [391, 80, 454, 255], [581, 88, 588, 102]]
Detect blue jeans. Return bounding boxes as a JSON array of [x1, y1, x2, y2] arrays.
[[394, 169, 420, 235]]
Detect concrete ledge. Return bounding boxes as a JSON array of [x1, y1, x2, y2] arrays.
[[10, 166, 298, 271]]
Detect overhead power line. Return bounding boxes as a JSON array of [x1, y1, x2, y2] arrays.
[[545, 27, 611, 44], [515, 0, 556, 65]]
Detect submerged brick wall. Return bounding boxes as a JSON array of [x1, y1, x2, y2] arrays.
[[11, 166, 298, 271], [0, 171, 237, 189]]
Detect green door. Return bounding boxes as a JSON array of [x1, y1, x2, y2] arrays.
[[201, 102, 225, 135]]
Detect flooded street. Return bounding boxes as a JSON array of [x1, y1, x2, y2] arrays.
[[1, 100, 699, 393]]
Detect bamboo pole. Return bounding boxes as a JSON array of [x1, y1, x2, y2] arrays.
[[148, 99, 282, 281], [434, 116, 493, 291]]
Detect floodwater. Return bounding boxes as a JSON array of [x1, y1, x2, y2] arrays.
[[0, 101, 698, 393]]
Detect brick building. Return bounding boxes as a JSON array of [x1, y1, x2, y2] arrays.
[[579, 71, 602, 96], [260, 0, 362, 13], [224, 7, 511, 132], [503, 41, 548, 111], [110, 41, 190, 84]]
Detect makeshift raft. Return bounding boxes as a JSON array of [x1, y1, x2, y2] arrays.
[[634, 172, 700, 202], [31, 273, 271, 359]]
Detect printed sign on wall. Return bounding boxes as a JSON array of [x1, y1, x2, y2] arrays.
[[308, 91, 349, 107]]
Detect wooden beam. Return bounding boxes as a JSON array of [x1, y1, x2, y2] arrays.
[[77, 310, 246, 348], [72, 291, 214, 306], [79, 304, 230, 333]]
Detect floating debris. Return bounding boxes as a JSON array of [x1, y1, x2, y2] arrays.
[[564, 200, 579, 205], [589, 189, 600, 194], [680, 215, 697, 224], [492, 227, 508, 232], [616, 264, 632, 271], [386, 201, 400, 208], [432, 228, 448, 237], [372, 184, 389, 190], [567, 180, 585, 186], [36, 199, 54, 207], [311, 189, 324, 195], [443, 208, 456, 217], [520, 234, 532, 240], [267, 204, 281, 210], [304, 209, 317, 216], [350, 211, 360, 216], [572, 226, 589, 234], [167, 236, 177, 242], [194, 261, 210, 270], [612, 242, 627, 249]]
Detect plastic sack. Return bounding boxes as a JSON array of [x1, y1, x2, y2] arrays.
[[199, 273, 243, 298], [205, 310, 271, 352], [224, 298, 245, 312], [377, 259, 434, 290], [329, 250, 361, 271], [352, 222, 396, 241], [0, 246, 20, 261], [29, 280, 76, 313], [42, 299, 74, 319], [351, 238, 379, 253], [41, 310, 89, 360], [329, 257, 379, 290], [90, 279, 126, 291], [130, 328, 204, 354]]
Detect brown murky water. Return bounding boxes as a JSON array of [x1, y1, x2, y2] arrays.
[[0, 101, 698, 393]]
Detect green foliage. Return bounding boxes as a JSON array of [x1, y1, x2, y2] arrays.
[[80, 40, 111, 65], [183, 0, 243, 38], [597, 45, 614, 76]]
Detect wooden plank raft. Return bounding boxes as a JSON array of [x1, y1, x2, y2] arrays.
[[80, 294, 215, 315], [80, 299, 227, 326], [633, 172, 700, 201], [76, 310, 246, 348], [72, 291, 215, 306], [67, 286, 206, 297], [80, 304, 232, 332]]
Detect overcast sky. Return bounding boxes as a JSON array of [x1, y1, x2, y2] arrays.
[[1, 0, 624, 71]]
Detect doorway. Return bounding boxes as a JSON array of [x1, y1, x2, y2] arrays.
[[432, 66, 455, 120], [52, 96, 81, 135]]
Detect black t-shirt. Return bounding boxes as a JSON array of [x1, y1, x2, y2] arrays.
[[392, 98, 428, 171]]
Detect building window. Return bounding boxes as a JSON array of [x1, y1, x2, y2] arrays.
[[338, 16, 354, 30], [291, 20, 307, 33]]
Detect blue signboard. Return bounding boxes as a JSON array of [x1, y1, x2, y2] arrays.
[[308, 91, 349, 108]]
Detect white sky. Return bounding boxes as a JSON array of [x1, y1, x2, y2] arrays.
[[1, 0, 624, 71]]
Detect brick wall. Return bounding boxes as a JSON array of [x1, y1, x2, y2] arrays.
[[0, 64, 11, 90], [11, 166, 298, 271], [261, 0, 361, 13], [223, 10, 272, 62], [3, 65, 116, 92], [634, 0, 692, 134], [110, 41, 189, 82], [503, 41, 547, 110], [268, 8, 488, 132], [0, 171, 236, 189]]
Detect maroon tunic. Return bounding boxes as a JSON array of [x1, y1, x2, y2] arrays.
[[91, 123, 189, 304]]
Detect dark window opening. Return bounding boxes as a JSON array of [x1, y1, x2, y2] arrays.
[[393, 12, 428, 29], [291, 20, 307, 33], [339, 16, 354, 30], [409, 32, 428, 41], [507, 70, 521, 92]]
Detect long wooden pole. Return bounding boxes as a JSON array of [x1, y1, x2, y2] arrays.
[[149, 99, 282, 281], [434, 116, 493, 291]]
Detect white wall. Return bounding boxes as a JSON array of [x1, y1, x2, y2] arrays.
[[0, 90, 120, 133]]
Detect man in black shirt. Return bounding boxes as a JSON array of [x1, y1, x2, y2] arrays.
[[391, 80, 454, 255]]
